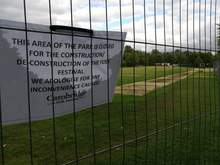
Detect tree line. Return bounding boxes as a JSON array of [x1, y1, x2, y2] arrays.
[[123, 45, 215, 67]]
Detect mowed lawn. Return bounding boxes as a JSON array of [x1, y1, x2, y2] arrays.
[[1, 66, 220, 165], [117, 66, 189, 85]]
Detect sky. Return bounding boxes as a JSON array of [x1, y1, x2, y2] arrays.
[[0, 0, 219, 52]]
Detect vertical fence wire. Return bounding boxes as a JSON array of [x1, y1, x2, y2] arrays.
[[88, 0, 96, 164], [153, 0, 159, 164], [119, 0, 126, 164], [118, 0, 125, 164], [132, 0, 138, 164], [22, 0, 33, 164], [186, 0, 190, 162], [214, 0, 217, 116], [162, 0, 167, 163], [203, 0, 208, 163], [211, 0, 215, 162], [0, 89, 4, 165], [171, 0, 175, 163], [214, 0, 218, 160], [48, 0, 58, 164], [216, 0, 219, 161], [209, 0, 213, 162], [179, 0, 183, 163], [69, 0, 79, 164], [104, 0, 112, 164], [143, 0, 149, 164], [198, 0, 202, 163], [192, 0, 196, 163], [218, 16, 220, 160]]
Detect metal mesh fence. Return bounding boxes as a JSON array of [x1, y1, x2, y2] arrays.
[[0, 0, 220, 164]]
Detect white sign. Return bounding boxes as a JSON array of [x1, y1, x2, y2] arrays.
[[0, 20, 126, 124]]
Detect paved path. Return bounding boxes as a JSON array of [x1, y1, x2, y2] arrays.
[[115, 70, 196, 96]]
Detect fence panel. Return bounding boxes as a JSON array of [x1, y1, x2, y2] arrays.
[[0, 0, 219, 164]]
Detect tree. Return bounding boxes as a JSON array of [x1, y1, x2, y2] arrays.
[[194, 56, 204, 67], [217, 25, 220, 57], [122, 45, 215, 67], [165, 52, 176, 64], [200, 52, 213, 67]]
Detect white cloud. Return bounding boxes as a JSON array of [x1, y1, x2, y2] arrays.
[[0, 0, 219, 52]]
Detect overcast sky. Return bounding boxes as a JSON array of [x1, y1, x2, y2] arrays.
[[0, 0, 219, 52]]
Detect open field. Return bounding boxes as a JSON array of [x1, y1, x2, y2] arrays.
[[116, 66, 190, 85], [1, 66, 220, 165], [115, 70, 196, 96]]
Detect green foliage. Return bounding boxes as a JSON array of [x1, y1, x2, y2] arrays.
[[123, 45, 214, 67], [217, 24, 220, 58]]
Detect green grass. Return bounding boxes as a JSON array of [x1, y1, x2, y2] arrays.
[[1, 66, 220, 165], [117, 66, 189, 85]]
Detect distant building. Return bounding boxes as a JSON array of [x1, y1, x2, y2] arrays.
[[199, 63, 206, 68], [155, 63, 171, 66]]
